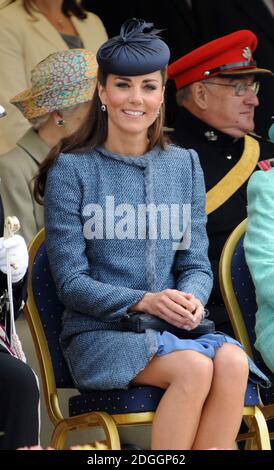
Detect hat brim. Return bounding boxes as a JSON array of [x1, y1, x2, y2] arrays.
[[220, 67, 273, 77], [10, 79, 97, 120]]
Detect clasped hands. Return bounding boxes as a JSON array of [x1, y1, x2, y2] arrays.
[[131, 289, 205, 331]]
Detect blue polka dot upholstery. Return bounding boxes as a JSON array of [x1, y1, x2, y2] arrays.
[[32, 243, 73, 388], [32, 239, 263, 421], [69, 386, 164, 416], [231, 235, 274, 406], [31, 242, 165, 417], [68, 381, 260, 415]]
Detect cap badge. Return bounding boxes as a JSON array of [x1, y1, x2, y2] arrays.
[[205, 130, 218, 141], [242, 47, 252, 61]]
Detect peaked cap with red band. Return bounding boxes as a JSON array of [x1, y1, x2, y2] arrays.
[[168, 29, 273, 90]]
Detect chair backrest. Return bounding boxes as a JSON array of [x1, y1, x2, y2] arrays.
[[25, 228, 75, 425], [219, 219, 274, 401]]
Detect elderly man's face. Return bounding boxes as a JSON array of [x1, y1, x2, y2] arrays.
[[201, 76, 259, 138]]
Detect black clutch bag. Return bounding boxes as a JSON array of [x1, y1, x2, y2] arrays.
[[119, 312, 215, 339]]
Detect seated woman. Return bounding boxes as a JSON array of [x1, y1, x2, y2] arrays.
[[0, 190, 39, 449], [0, 0, 107, 153], [244, 133, 274, 373], [34, 19, 266, 450], [0, 48, 98, 244]]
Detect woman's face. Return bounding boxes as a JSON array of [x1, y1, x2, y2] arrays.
[[98, 72, 164, 139]]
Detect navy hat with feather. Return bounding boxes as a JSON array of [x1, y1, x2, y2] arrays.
[[96, 18, 170, 76]]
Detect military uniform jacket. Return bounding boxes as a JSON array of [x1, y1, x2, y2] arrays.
[[172, 106, 274, 310]]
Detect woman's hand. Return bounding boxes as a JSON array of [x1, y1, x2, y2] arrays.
[[130, 289, 205, 330]]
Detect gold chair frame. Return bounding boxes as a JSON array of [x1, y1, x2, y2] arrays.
[[25, 227, 271, 449], [220, 218, 274, 448], [25, 228, 155, 450]]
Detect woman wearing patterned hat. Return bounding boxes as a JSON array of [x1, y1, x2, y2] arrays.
[[0, 48, 98, 244], [33, 19, 258, 450], [0, 0, 107, 153]]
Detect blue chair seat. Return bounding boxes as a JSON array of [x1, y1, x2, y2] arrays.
[[69, 386, 164, 416]]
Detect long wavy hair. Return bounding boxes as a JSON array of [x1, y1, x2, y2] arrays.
[[4, 1, 87, 19], [34, 68, 168, 204]]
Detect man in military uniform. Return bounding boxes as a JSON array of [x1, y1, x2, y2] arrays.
[[168, 30, 274, 335]]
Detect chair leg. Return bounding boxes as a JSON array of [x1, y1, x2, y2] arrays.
[[50, 412, 121, 450], [261, 404, 274, 421], [242, 406, 271, 450], [50, 420, 69, 449]]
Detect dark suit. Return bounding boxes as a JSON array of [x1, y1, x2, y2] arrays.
[[172, 106, 274, 334], [192, 0, 274, 137]]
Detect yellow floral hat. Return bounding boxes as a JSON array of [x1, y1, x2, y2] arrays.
[[10, 49, 98, 120]]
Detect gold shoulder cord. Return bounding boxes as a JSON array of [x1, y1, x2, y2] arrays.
[[205, 135, 260, 215]]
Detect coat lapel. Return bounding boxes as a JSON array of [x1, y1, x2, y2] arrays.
[[71, 16, 90, 48], [29, 12, 67, 50]]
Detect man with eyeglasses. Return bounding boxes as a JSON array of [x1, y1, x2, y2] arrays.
[[168, 29, 274, 336]]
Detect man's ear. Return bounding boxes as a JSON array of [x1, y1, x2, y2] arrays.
[[192, 82, 208, 110]]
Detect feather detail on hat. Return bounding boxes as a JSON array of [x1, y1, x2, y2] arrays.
[[97, 18, 170, 76]]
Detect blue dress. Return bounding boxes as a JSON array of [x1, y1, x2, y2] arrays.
[[155, 332, 270, 388]]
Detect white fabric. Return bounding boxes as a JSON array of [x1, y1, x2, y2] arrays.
[[0, 234, 28, 283]]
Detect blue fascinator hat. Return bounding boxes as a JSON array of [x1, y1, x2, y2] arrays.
[[96, 18, 170, 76]]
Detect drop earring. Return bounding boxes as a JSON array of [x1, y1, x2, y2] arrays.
[[101, 104, 107, 112], [56, 118, 65, 127]]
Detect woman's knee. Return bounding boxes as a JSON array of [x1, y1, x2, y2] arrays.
[[169, 350, 214, 394], [133, 350, 213, 393], [214, 344, 249, 382]]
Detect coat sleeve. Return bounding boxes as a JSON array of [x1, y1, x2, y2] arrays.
[[0, 150, 39, 245], [44, 156, 146, 321], [244, 169, 274, 372], [173, 150, 213, 305], [244, 169, 274, 306], [0, 15, 31, 152]]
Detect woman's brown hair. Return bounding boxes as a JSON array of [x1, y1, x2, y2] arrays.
[[34, 68, 168, 204], [5, 1, 87, 19]]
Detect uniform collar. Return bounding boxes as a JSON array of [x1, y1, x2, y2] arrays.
[[174, 106, 239, 146]]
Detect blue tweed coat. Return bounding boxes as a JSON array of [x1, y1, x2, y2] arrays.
[[44, 144, 213, 390]]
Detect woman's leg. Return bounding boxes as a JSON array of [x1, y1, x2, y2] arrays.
[[0, 351, 39, 449], [132, 350, 213, 450], [192, 343, 249, 450]]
